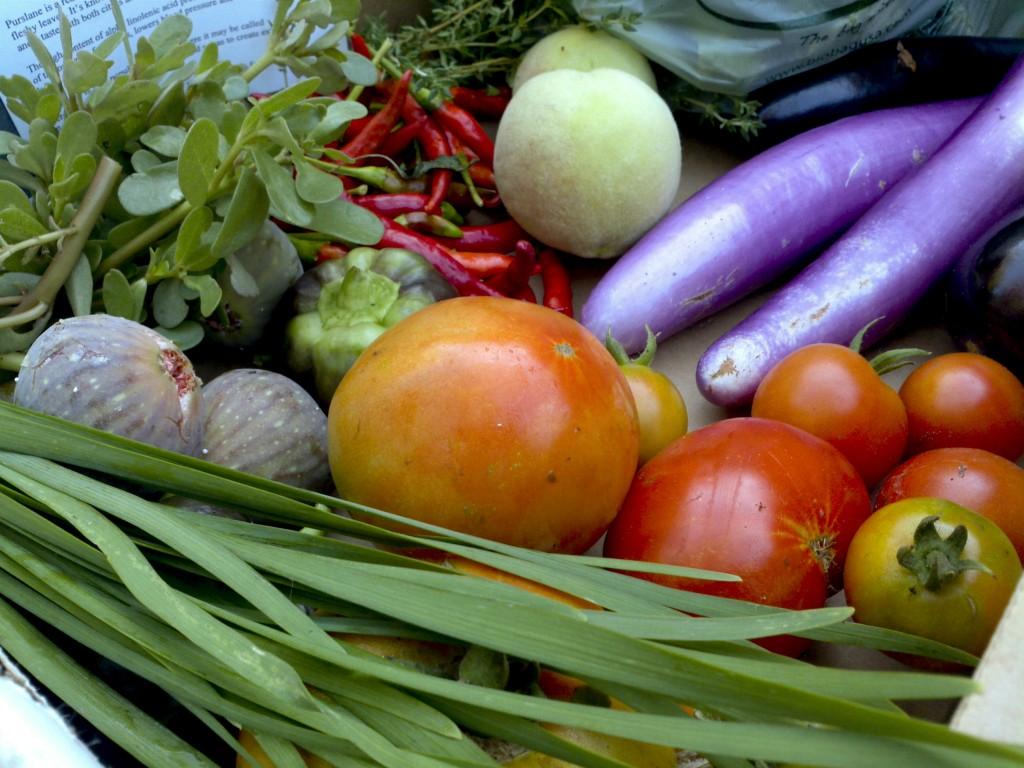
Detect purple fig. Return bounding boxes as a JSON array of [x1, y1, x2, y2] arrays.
[[201, 368, 330, 491], [13, 314, 203, 454]]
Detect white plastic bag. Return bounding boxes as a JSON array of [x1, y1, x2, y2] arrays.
[[574, 0, 1024, 94], [0, 649, 102, 768]]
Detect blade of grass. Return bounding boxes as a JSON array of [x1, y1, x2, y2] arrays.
[[0, 457, 319, 713], [584, 607, 855, 641], [203, 536, 1014, 761], [186, 584, 1024, 768], [0, 594, 217, 768]]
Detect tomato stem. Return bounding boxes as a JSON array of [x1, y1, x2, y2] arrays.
[[896, 515, 992, 592], [605, 325, 658, 367], [849, 317, 930, 375]]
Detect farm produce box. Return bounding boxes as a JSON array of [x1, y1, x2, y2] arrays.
[[1, 0, 1023, 766]]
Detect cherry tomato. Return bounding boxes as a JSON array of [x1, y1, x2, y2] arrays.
[[844, 497, 1022, 661], [327, 296, 639, 553], [605, 329, 687, 463], [875, 447, 1024, 561], [603, 417, 871, 656], [898, 352, 1024, 460], [621, 365, 688, 464], [751, 343, 908, 488]]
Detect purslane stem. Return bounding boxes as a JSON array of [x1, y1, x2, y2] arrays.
[[98, 200, 191, 276], [3, 156, 122, 326], [0, 228, 76, 268]]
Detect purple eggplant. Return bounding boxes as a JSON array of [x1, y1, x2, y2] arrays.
[[581, 98, 980, 353], [947, 207, 1024, 380], [697, 57, 1024, 408]]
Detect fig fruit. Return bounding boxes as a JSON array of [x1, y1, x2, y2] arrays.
[[14, 314, 202, 455], [201, 368, 330, 491], [205, 220, 304, 348]]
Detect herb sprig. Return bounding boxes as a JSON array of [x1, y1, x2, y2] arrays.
[[0, 0, 383, 357], [362, 0, 762, 137]]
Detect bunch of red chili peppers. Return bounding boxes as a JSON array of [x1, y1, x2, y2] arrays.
[[315, 35, 574, 316]]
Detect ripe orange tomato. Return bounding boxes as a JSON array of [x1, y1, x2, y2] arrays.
[[620, 363, 688, 464], [899, 352, 1024, 460], [874, 447, 1024, 561], [751, 343, 908, 488], [603, 417, 871, 656], [327, 296, 639, 553]]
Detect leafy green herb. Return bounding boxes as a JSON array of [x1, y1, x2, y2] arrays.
[[362, 0, 762, 137], [0, 0, 382, 353], [363, 0, 574, 92]]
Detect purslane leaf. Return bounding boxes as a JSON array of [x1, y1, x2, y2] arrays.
[[212, 167, 268, 259], [183, 274, 222, 316], [65, 254, 94, 317], [251, 147, 313, 227], [255, 78, 321, 117], [178, 118, 220, 207], [102, 269, 142, 321], [295, 159, 343, 204], [118, 161, 183, 216], [172, 205, 213, 271], [153, 278, 189, 328], [0, 207, 49, 241], [310, 198, 383, 244], [140, 125, 187, 158]]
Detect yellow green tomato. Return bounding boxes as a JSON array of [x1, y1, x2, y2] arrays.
[[606, 328, 688, 463], [844, 497, 1022, 660]]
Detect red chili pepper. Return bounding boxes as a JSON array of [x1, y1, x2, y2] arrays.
[[404, 97, 454, 216], [539, 249, 573, 317], [449, 250, 515, 279], [316, 243, 347, 263], [378, 116, 426, 157], [355, 193, 430, 216], [450, 85, 512, 119], [434, 100, 495, 166], [489, 239, 536, 296], [515, 284, 538, 303], [445, 182, 503, 210], [375, 215, 501, 297], [340, 69, 413, 162], [445, 219, 527, 253], [350, 33, 372, 59], [468, 163, 496, 190], [341, 114, 374, 143]]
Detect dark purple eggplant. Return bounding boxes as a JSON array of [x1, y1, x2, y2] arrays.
[[580, 98, 979, 353], [697, 56, 1024, 408], [948, 207, 1024, 380], [752, 37, 1024, 146]]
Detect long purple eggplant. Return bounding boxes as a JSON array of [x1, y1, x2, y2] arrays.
[[581, 98, 980, 353], [696, 57, 1024, 408]]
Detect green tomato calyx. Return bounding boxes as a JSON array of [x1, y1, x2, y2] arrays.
[[896, 515, 993, 592], [605, 325, 657, 367]]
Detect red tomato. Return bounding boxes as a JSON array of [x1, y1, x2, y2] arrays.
[[875, 447, 1024, 561], [899, 352, 1024, 460], [603, 417, 871, 656], [751, 343, 908, 488], [327, 296, 639, 554]]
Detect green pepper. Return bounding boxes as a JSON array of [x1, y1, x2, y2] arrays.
[[286, 247, 455, 402]]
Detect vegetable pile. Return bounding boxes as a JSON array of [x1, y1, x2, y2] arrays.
[[1, 2, 1024, 768]]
